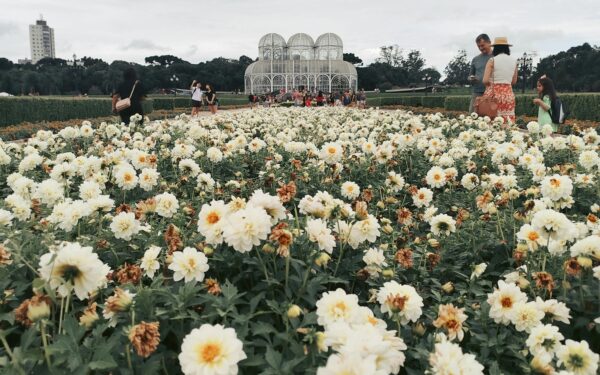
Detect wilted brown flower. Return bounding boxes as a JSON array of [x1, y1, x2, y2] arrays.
[[0, 245, 12, 265], [455, 208, 470, 226], [277, 181, 297, 203], [135, 198, 156, 221], [564, 258, 581, 276], [476, 191, 494, 211], [269, 222, 293, 257], [14, 294, 51, 327], [355, 201, 369, 220], [396, 208, 413, 226], [116, 203, 133, 214], [426, 252, 441, 270], [587, 213, 598, 225], [128, 321, 160, 358], [204, 278, 221, 296], [291, 159, 302, 170], [14, 299, 32, 327], [114, 263, 142, 285], [30, 199, 41, 216], [361, 188, 373, 203], [395, 248, 413, 269], [533, 272, 555, 296], [356, 268, 370, 281], [164, 224, 183, 254]]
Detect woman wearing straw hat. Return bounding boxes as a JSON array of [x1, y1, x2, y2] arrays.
[[482, 37, 518, 124]]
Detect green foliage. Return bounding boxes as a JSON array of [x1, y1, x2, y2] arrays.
[[534, 43, 600, 91], [0, 98, 153, 126], [444, 50, 471, 85]]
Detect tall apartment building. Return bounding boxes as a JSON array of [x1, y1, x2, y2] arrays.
[[29, 17, 55, 64]]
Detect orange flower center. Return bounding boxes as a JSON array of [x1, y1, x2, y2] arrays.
[[328, 147, 337, 154], [527, 232, 539, 241], [124, 173, 133, 182], [501, 297, 513, 308], [549, 178, 560, 188], [198, 343, 221, 363], [206, 212, 220, 224]]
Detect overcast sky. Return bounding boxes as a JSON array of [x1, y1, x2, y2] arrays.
[[1, 0, 599, 72]]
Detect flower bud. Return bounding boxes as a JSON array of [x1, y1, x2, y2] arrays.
[[203, 246, 214, 256], [382, 269, 394, 279], [441, 282, 454, 294], [382, 224, 394, 234], [376, 201, 385, 209], [262, 243, 275, 254], [577, 256, 593, 269], [287, 305, 302, 319], [27, 295, 51, 323], [315, 252, 331, 267], [412, 322, 426, 336], [428, 239, 440, 248]]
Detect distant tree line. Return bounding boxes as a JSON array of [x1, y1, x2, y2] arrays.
[[0, 43, 598, 95]]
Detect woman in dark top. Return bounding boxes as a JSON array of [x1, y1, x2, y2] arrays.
[[112, 67, 146, 125], [205, 84, 217, 114], [316, 91, 325, 106]]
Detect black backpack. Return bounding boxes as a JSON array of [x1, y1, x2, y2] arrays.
[[550, 97, 568, 124]]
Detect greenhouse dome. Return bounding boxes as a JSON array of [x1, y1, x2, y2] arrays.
[[245, 33, 357, 94]]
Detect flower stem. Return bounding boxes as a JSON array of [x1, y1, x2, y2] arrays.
[[0, 334, 26, 375], [255, 248, 269, 281], [41, 321, 52, 369], [126, 344, 134, 373]]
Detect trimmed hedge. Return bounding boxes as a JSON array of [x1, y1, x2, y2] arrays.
[[0, 98, 153, 127], [153, 96, 248, 110]]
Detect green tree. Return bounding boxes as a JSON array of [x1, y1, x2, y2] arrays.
[[343, 53, 363, 66], [534, 43, 600, 92], [402, 50, 426, 84], [376, 45, 404, 67], [421, 67, 441, 85], [444, 49, 470, 85]]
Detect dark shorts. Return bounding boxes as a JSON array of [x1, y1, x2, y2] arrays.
[[192, 99, 201, 108]]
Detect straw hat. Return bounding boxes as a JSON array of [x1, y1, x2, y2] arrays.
[[492, 37, 512, 46]]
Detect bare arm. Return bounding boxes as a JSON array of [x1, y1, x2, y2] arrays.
[[482, 59, 493, 85], [512, 66, 518, 85]]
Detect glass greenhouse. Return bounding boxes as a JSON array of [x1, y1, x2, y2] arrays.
[[244, 33, 358, 94]]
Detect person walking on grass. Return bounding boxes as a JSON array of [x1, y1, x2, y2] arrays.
[[468, 34, 493, 114], [190, 80, 203, 116], [482, 37, 518, 124], [111, 67, 146, 125], [534, 76, 559, 132], [205, 84, 217, 114]]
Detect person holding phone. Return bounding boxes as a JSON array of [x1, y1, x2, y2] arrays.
[[469, 34, 493, 114]]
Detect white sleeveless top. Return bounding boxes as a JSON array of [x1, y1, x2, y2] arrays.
[[491, 54, 516, 84]]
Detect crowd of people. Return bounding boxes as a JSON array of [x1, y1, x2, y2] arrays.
[[248, 88, 367, 109]]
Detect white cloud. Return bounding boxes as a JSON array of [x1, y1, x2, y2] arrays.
[[0, 0, 598, 73]]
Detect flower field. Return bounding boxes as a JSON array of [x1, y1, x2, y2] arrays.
[[0, 108, 599, 374]]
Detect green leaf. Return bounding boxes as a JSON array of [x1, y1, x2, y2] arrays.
[[88, 358, 118, 370], [265, 347, 282, 370]]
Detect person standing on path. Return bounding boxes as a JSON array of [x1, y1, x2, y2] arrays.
[[482, 37, 518, 124], [205, 84, 217, 114], [190, 80, 203, 116], [468, 34, 493, 114]]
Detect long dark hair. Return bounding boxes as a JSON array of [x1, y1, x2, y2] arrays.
[[538, 77, 558, 101], [493, 45, 510, 56], [123, 67, 137, 83]]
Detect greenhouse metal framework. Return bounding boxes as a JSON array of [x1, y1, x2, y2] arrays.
[[244, 33, 358, 94]]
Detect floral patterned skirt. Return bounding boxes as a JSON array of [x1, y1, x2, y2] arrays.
[[483, 83, 515, 123]]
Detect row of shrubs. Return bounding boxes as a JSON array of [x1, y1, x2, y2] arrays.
[[0, 96, 248, 127], [0, 98, 154, 127], [152, 96, 248, 110], [374, 93, 600, 121]]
